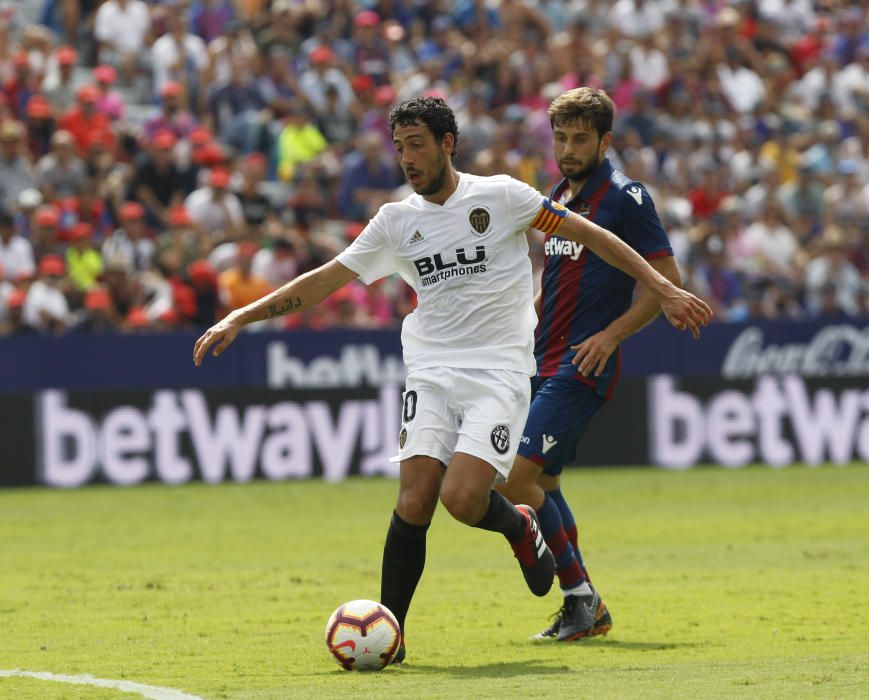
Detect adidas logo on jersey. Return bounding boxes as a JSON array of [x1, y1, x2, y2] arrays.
[[409, 230, 425, 245]]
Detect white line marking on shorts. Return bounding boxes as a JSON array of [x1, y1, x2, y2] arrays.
[[0, 669, 203, 699]]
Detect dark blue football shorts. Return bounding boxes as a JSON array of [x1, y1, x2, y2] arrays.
[[516, 375, 608, 476]]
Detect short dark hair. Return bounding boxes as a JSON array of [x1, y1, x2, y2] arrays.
[[389, 96, 459, 158], [548, 87, 615, 137]]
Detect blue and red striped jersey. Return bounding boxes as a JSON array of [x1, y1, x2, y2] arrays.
[[534, 158, 673, 399]]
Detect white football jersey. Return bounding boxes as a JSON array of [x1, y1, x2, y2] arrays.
[[337, 173, 556, 375]]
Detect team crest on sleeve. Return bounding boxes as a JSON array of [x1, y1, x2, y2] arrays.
[[468, 205, 492, 236], [399, 427, 407, 449], [490, 425, 510, 454]]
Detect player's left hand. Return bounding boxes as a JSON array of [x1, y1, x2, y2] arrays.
[[660, 287, 713, 339], [571, 330, 619, 377]]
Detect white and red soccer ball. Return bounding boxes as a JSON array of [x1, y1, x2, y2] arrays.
[[325, 599, 401, 671]]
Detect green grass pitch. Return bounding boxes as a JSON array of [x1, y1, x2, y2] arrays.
[[1, 465, 867, 699]]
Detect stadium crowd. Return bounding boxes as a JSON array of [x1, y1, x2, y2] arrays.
[[0, 0, 867, 334]]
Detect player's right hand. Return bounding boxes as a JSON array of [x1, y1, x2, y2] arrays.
[[660, 287, 713, 339], [193, 315, 242, 366]]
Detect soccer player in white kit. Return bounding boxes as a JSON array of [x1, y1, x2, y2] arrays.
[[193, 97, 712, 664]]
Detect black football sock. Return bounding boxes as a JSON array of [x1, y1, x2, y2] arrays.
[[473, 490, 526, 542], [380, 510, 429, 633]]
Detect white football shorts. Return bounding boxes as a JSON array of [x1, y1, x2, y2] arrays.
[[393, 366, 531, 478]]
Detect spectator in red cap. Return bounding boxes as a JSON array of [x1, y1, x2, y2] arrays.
[[124, 306, 152, 332], [193, 141, 225, 168], [189, 126, 213, 150], [168, 205, 193, 230], [30, 206, 61, 259], [144, 82, 198, 144], [94, 0, 153, 87], [359, 83, 396, 146], [35, 130, 86, 202], [74, 180, 112, 242], [0, 120, 36, 212], [299, 44, 357, 120], [0, 286, 28, 335], [0, 209, 35, 281], [59, 85, 116, 156], [42, 46, 78, 113], [129, 130, 188, 227], [184, 167, 244, 241], [185, 258, 220, 324], [24, 96, 56, 159], [351, 10, 391, 86], [217, 241, 272, 312], [22, 254, 70, 333], [66, 223, 103, 293], [178, 126, 213, 186], [354, 10, 381, 29], [103, 201, 156, 273], [153, 129, 177, 152], [160, 205, 210, 267], [83, 128, 117, 189], [93, 65, 116, 86], [92, 65, 126, 122], [155, 306, 181, 330], [81, 285, 120, 332]]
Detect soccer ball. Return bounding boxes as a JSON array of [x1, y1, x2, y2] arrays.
[[325, 599, 401, 671]]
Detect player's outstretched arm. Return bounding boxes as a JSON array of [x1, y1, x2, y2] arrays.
[[193, 259, 358, 366], [557, 211, 712, 338]]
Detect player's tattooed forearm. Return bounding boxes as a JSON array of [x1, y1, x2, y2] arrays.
[[266, 296, 302, 318]]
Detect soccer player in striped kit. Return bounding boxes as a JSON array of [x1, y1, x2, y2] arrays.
[[499, 87, 686, 641]]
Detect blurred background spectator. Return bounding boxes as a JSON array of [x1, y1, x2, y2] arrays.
[[0, 0, 866, 335]]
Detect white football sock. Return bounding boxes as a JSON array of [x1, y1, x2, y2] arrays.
[[563, 581, 592, 597]]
